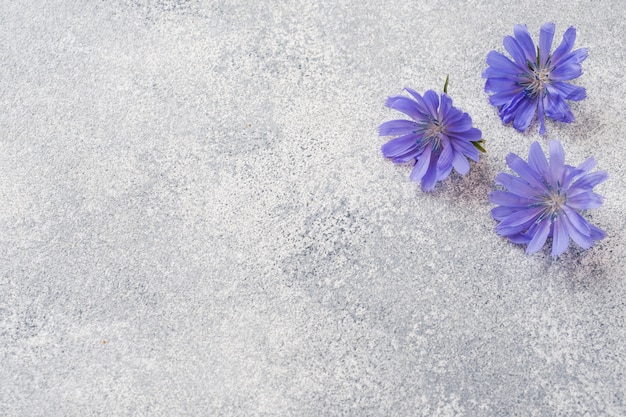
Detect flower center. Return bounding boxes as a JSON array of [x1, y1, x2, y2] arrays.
[[542, 188, 567, 218], [418, 119, 445, 153], [523, 67, 551, 98], [425, 120, 445, 138]]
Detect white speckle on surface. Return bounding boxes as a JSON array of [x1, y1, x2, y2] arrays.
[[1, 0, 626, 415]]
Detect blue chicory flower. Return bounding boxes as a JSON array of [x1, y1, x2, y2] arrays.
[[379, 88, 483, 192], [483, 23, 588, 134], [490, 140, 607, 256]]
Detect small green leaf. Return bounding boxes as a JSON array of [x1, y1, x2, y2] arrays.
[[472, 140, 486, 153], [443, 74, 449, 94]]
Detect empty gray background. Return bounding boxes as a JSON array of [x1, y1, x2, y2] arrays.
[[1, 0, 625, 415]]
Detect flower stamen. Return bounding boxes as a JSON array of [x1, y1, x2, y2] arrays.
[[420, 120, 445, 152], [541, 188, 567, 219], [523, 66, 551, 98], [425, 120, 445, 138]]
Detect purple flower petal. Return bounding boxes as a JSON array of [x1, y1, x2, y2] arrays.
[[575, 156, 596, 173], [508, 232, 533, 244], [381, 134, 419, 158], [451, 138, 480, 162], [503, 35, 529, 67], [551, 216, 570, 256], [550, 62, 584, 81], [562, 163, 595, 189], [420, 150, 439, 192], [391, 147, 421, 164], [561, 205, 591, 236], [436, 164, 453, 181], [527, 141, 550, 180], [512, 97, 537, 131], [442, 106, 465, 126], [485, 77, 524, 95], [404, 87, 430, 115], [451, 149, 470, 175], [437, 135, 454, 171], [378, 119, 419, 136], [498, 92, 527, 124], [547, 82, 586, 101], [562, 214, 594, 250], [589, 224, 606, 241], [491, 205, 522, 221], [544, 92, 574, 122], [386, 96, 427, 120], [489, 88, 524, 107], [495, 172, 537, 197], [449, 127, 483, 142], [538, 97, 546, 135], [538, 22, 555, 66], [495, 207, 544, 236], [550, 26, 577, 64], [506, 153, 547, 190], [447, 127, 481, 142], [490, 190, 534, 207], [567, 192, 604, 210], [438, 93, 453, 119], [410, 144, 432, 182], [548, 140, 566, 184], [484, 51, 523, 76], [569, 170, 608, 191], [557, 48, 589, 67], [526, 218, 551, 254], [422, 90, 440, 117], [446, 114, 473, 133], [513, 24, 537, 63]]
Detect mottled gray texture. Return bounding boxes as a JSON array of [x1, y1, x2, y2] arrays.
[[1, 0, 625, 416]]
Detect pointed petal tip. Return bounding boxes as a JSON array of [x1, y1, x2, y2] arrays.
[[420, 182, 437, 192], [525, 219, 551, 254], [539, 122, 546, 135], [550, 242, 568, 257], [384, 96, 398, 107], [525, 244, 541, 255], [589, 224, 606, 241], [505, 152, 522, 165]]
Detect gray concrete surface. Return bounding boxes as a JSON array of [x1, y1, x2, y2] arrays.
[[1, 0, 626, 415]]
